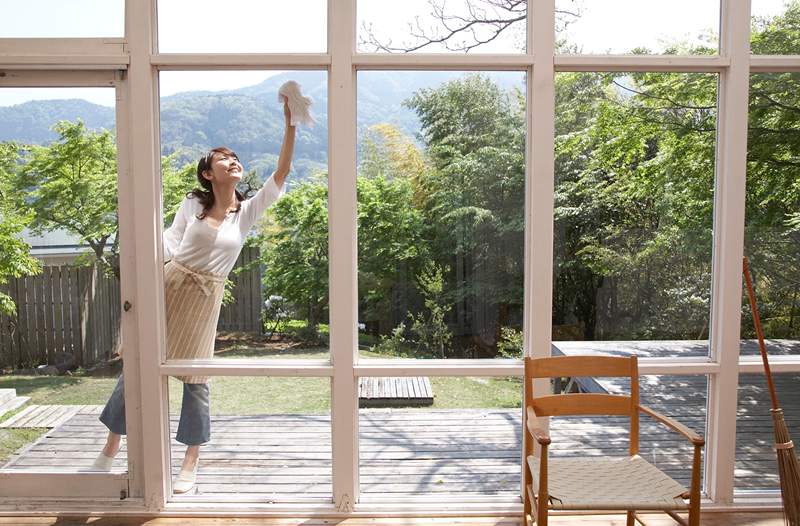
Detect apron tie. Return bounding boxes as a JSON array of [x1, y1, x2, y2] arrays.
[[171, 260, 224, 297]]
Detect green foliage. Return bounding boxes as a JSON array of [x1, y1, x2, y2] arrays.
[[370, 322, 411, 357], [13, 120, 120, 276], [408, 263, 453, 358], [405, 75, 526, 350], [751, 0, 800, 55], [259, 177, 329, 339], [358, 174, 428, 327], [0, 143, 41, 316], [497, 327, 523, 359]]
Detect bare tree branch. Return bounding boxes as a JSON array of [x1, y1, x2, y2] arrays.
[[359, 0, 581, 53]]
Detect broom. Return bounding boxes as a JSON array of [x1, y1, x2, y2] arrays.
[[743, 256, 800, 525]]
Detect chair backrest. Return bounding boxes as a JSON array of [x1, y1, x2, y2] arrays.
[[524, 355, 640, 455]]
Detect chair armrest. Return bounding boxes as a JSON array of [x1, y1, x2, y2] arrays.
[[526, 407, 551, 446], [639, 405, 705, 446]]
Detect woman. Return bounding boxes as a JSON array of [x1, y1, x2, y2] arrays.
[[92, 98, 297, 494]]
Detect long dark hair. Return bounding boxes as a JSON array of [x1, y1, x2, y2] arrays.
[[189, 146, 249, 220]]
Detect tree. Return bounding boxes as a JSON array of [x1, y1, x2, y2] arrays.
[[260, 178, 329, 338], [0, 143, 40, 316], [358, 174, 428, 332], [358, 124, 430, 333], [405, 74, 526, 352], [14, 121, 120, 276], [12, 121, 199, 279]]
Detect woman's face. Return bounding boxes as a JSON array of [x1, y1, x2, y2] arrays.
[[203, 152, 243, 185]]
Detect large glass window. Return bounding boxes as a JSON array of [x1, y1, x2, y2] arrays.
[[167, 376, 331, 500], [356, 71, 526, 360], [555, 0, 719, 55], [743, 73, 800, 354], [0, 87, 122, 473], [358, 376, 521, 499], [751, 0, 800, 55], [553, 72, 718, 359], [358, 0, 526, 53], [735, 373, 800, 491], [157, 0, 327, 53], [0, 0, 124, 38], [550, 375, 708, 489], [159, 70, 330, 362]]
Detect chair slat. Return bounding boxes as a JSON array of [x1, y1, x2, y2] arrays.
[[531, 393, 633, 416], [527, 355, 635, 379]]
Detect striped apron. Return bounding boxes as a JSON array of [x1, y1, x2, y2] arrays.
[[164, 260, 226, 384]]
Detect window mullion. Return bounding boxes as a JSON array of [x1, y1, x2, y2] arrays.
[[706, 0, 751, 506], [329, 0, 359, 511]]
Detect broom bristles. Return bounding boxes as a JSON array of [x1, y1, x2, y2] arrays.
[[772, 409, 800, 526]]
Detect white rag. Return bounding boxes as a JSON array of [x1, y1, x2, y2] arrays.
[[278, 80, 315, 128]]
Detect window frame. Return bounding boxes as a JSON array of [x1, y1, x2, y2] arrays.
[[0, 0, 798, 515]]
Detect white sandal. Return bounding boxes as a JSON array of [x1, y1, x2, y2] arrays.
[[173, 463, 199, 494], [91, 452, 115, 471]]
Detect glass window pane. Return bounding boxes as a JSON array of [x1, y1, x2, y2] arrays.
[[736, 373, 800, 492], [555, 0, 719, 55], [157, 0, 327, 53], [167, 376, 331, 499], [550, 375, 708, 490], [158, 70, 330, 362], [553, 72, 718, 358], [0, 0, 123, 38], [751, 1, 800, 55], [0, 87, 123, 475], [358, 0, 526, 53], [356, 71, 526, 360], [744, 73, 800, 355], [359, 376, 521, 499]]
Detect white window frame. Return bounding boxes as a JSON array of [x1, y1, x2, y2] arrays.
[[0, 0, 799, 516], [0, 68, 135, 503]]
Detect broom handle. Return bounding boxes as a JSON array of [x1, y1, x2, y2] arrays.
[[743, 256, 780, 411]]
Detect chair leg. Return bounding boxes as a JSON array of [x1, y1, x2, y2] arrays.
[[626, 510, 635, 526]]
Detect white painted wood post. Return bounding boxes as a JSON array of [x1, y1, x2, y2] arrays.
[[124, 0, 171, 509], [328, 0, 360, 511], [706, 0, 751, 505]]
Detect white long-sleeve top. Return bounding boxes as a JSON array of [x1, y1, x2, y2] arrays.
[[163, 174, 285, 277]]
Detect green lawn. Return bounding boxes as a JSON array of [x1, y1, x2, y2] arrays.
[[0, 340, 521, 463]]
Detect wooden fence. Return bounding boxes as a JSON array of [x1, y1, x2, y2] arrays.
[[218, 246, 263, 333], [0, 247, 263, 370], [0, 265, 120, 369]]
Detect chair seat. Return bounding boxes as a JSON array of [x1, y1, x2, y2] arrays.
[[527, 455, 689, 511]]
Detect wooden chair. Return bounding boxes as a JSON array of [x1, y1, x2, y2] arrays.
[[523, 355, 704, 526]]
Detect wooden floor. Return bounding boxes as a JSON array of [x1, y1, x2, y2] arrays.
[[0, 512, 787, 525], [1, 394, 793, 498]]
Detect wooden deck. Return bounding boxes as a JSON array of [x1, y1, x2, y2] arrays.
[[2, 379, 796, 499]]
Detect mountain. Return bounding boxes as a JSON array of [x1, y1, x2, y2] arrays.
[[1, 71, 525, 181]]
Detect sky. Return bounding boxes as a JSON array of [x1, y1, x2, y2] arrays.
[[0, 0, 793, 107]]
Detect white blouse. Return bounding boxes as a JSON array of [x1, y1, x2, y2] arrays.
[[163, 174, 285, 277]]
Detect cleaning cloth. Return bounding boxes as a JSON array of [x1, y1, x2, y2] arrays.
[[278, 80, 315, 127]]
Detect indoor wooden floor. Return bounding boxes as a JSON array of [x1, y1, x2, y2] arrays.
[[0, 513, 787, 525]]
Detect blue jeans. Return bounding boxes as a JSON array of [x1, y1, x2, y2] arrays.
[[99, 374, 211, 446]]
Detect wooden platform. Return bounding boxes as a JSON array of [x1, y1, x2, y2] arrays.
[[359, 377, 433, 407], [0, 404, 98, 428], [0, 388, 29, 421]]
